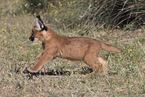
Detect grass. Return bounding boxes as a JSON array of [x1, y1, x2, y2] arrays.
[[0, 1, 145, 97]]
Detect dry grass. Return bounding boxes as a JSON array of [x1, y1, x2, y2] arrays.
[[0, 0, 145, 96]]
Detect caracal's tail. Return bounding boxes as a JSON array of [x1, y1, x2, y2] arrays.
[[100, 41, 122, 52]]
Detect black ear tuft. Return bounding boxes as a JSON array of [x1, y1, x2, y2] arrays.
[[36, 15, 40, 18]]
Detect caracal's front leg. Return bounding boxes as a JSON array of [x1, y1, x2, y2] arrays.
[[28, 52, 53, 73], [37, 53, 43, 60]]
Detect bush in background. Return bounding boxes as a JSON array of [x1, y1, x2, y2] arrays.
[[1, 0, 145, 30], [80, 0, 145, 30]]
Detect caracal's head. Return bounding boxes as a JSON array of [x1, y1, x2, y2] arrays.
[[29, 15, 48, 42]]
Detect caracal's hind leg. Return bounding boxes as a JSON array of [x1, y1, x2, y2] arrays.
[[28, 53, 53, 73], [98, 57, 108, 75], [83, 44, 102, 74], [84, 53, 102, 74]]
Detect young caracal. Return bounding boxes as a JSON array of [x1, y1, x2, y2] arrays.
[[27, 15, 122, 75]]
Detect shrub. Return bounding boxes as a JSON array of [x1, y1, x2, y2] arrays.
[[2, 0, 144, 30], [80, 0, 145, 29]]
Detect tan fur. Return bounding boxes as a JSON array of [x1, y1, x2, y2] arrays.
[[28, 26, 121, 74], [98, 57, 108, 74]]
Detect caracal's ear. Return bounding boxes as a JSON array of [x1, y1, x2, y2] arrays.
[[35, 15, 47, 31]]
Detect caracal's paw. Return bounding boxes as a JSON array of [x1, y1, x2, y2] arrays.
[[23, 67, 39, 75]]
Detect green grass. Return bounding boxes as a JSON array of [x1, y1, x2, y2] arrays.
[[0, 1, 145, 97]]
